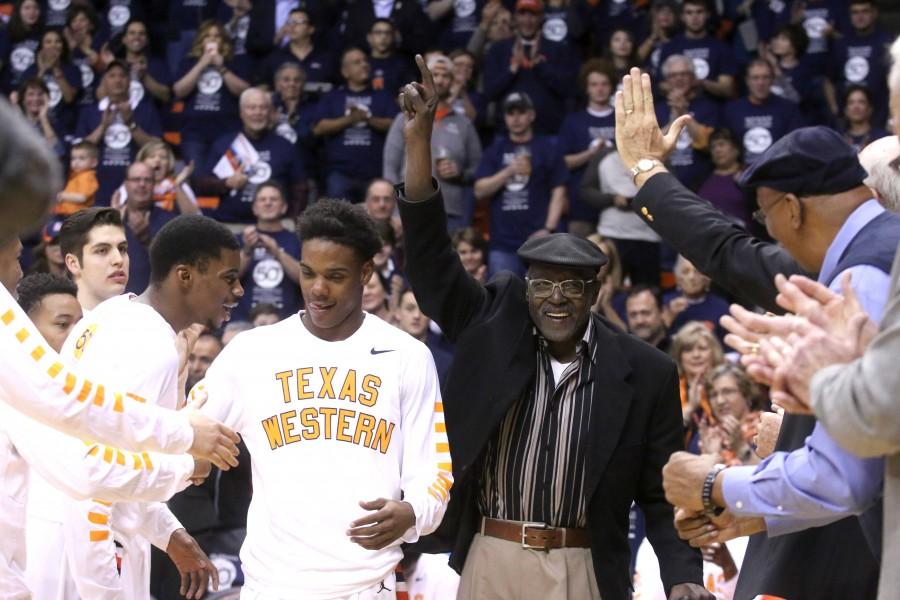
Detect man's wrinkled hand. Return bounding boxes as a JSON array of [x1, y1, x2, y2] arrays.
[[753, 410, 783, 458]]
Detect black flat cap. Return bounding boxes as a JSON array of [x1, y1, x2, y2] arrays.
[[517, 233, 608, 271], [739, 126, 868, 197]]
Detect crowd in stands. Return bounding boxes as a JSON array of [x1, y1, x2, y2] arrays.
[[4, 0, 897, 597]]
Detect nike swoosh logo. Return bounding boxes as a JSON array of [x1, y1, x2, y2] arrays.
[[370, 348, 395, 355]]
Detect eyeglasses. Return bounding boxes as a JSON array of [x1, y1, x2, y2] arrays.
[[526, 278, 595, 299], [709, 386, 741, 400], [289, 19, 309, 25], [752, 193, 788, 226]]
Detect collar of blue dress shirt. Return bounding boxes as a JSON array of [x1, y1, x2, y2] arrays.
[[818, 198, 885, 284]]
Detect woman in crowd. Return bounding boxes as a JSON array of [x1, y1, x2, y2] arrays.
[[447, 49, 485, 127], [670, 321, 725, 451], [135, 140, 200, 215], [465, 1, 513, 61], [12, 77, 63, 157], [604, 28, 639, 83], [637, 0, 677, 76], [451, 227, 488, 284], [362, 272, 393, 323], [840, 85, 891, 152], [64, 4, 102, 98], [696, 128, 750, 227], [1, 0, 43, 93], [760, 24, 811, 107], [587, 233, 627, 331], [173, 19, 250, 173], [116, 19, 172, 106], [700, 363, 765, 466], [21, 28, 82, 137]]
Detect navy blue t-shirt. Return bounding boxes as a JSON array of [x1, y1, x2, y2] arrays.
[[475, 134, 568, 251], [176, 55, 252, 143], [438, 0, 486, 51], [72, 49, 100, 109], [204, 129, 307, 223], [124, 207, 178, 295], [129, 57, 172, 108], [234, 229, 302, 321], [22, 62, 83, 138], [168, 0, 221, 34], [771, 61, 814, 105], [655, 94, 721, 190], [314, 86, 398, 180], [723, 95, 803, 164], [557, 108, 616, 222], [100, 0, 147, 39], [662, 291, 730, 342], [75, 98, 163, 206], [262, 46, 337, 96], [41, 0, 72, 28], [369, 55, 413, 96], [798, 0, 851, 73], [842, 127, 890, 153], [658, 34, 736, 85], [1, 33, 40, 93], [830, 29, 892, 124]]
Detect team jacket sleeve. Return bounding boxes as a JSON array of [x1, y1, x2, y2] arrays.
[[0, 286, 194, 454], [136, 502, 184, 551], [63, 498, 123, 600], [5, 408, 194, 503], [398, 344, 453, 543]]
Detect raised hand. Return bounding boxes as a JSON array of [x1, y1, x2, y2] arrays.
[[399, 54, 438, 202]]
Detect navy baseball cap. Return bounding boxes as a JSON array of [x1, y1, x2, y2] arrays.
[[739, 126, 868, 197], [42, 217, 64, 244]]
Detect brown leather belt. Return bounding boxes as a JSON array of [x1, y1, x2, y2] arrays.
[[480, 517, 591, 551]]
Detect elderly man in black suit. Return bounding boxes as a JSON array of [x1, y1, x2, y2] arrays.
[[395, 55, 708, 600]]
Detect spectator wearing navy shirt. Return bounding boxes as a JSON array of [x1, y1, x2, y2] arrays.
[[447, 49, 486, 127], [723, 59, 803, 165], [839, 85, 890, 152], [14, 76, 64, 159], [482, 0, 576, 135], [696, 128, 752, 227], [41, 0, 72, 29], [430, 0, 486, 52], [761, 24, 813, 108], [658, 0, 736, 100], [75, 60, 163, 207], [367, 18, 413, 95], [197, 87, 308, 223], [173, 19, 251, 174], [120, 161, 176, 295], [794, 0, 850, 76], [312, 47, 398, 203], [586, 0, 644, 53], [662, 255, 730, 342], [234, 181, 302, 322], [220, 0, 252, 61], [655, 54, 721, 190], [473, 92, 566, 277], [339, 0, 432, 59], [394, 285, 454, 388], [260, 8, 337, 98], [0, 0, 43, 94], [271, 62, 315, 150], [825, 0, 892, 127], [98, 0, 146, 41], [22, 29, 82, 139], [117, 19, 172, 106], [558, 59, 617, 238], [637, 0, 678, 79], [63, 4, 102, 110], [603, 27, 640, 84], [165, 0, 220, 75]]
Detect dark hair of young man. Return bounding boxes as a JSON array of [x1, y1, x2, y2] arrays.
[[149, 215, 240, 285], [626, 283, 663, 309], [298, 199, 382, 263], [17, 272, 78, 314], [58, 207, 124, 264]]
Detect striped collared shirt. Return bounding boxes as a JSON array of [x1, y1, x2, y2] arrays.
[[478, 318, 597, 528]]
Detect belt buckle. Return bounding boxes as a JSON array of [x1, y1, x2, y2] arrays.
[[521, 521, 551, 551]]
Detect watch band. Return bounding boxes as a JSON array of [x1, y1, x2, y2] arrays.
[[702, 463, 727, 517]]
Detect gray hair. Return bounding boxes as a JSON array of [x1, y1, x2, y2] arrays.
[[239, 86, 272, 109], [662, 54, 694, 78], [860, 136, 900, 212], [0, 97, 62, 240], [890, 35, 900, 94]]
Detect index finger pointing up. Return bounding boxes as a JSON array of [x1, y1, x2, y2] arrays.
[[415, 54, 435, 95]]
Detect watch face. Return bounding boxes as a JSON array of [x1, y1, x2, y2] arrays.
[[638, 158, 655, 170]]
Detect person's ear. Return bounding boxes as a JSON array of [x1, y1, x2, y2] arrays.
[[64, 253, 81, 278], [785, 193, 803, 229], [360, 260, 374, 286], [175, 264, 193, 288]]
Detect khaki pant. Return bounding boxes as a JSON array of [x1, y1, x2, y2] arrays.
[[457, 533, 601, 600]]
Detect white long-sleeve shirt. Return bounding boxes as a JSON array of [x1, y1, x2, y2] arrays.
[[196, 312, 452, 599]]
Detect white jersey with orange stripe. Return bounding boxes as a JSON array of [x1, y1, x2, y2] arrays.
[[195, 311, 452, 599]]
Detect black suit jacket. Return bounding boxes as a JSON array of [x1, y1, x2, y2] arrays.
[[399, 187, 702, 600], [633, 172, 880, 600]]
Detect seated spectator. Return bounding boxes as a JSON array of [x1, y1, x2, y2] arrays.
[[312, 48, 397, 203], [429, 0, 486, 52], [656, 54, 721, 190], [173, 19, 251, 173], [839, 85, 891, 152], [165, 0, 221, 76], [362, 271, 392, 322], [699, 363, 765, 467], [367, 19, 413, 94], [580, 146, 662, 287], [393, 284, 454, 387], [786, 0, 849, 77], [12, 77, 64, 157], [197, 87, 308, 223], [603, 28, 640, 83], [761, 24, 812, 107], [373, 219, 399, 283], [56, 140, 99, 216], [825, 0, 892, 126], [723, 58, 803, 165], [64, 4, 102, 109], [482, 0, 575, 135], [473, 91, 566, 277], [1, 0, 43, 94], [116, 19, 172, 106], [657, 0, 736, 100], [28, 218, 67, 277], [99, 0, 147, 41], [451, 226, 488, 284], [587, 233, 627, 331], [186, 332, 223, 392], [663, 255, 730, 341], [696, 128, 752, 226], [234, 181, 302, 322], [271, 62, 315, 148], [585, 0, 644, 54], [340, 0, 432, 59], [447, 49, 486, 126], [637, 0, 678, 77], [670, 320, 725, 451], [383, 55, 481, 232], [21, 29, 82, 138], [364, 178, 401, 235], [625, 284, 670, 353], [75, 59, 163, 206], [465, 0, 513, 61], [541, 0, 581, 49], [558, 59, 617, 237], [260, 8, 336, 97], [120, 161, 177, 294], [249, 302, 281, 327], [220, 0, 252, 60], [135, 139, 200, 215]]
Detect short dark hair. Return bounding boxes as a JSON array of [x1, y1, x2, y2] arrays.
[[103, 59, 129, 76], [249, 302, 280, 321], [252, 180, 286, 203], [59, 207, 124, 264], [682, 0, 709, 10], [149, 215, 239, 285], [16, 77, 50, 107], [626, 284, 663, 309], [578, 58, 617, 96], [843, 84, 874, 109], [773, 23, 809, 57], [373, 219, 396, 248], [451, 227, 488, 254], [370, 18, 394, 32], [17, 273, 78, 315], [298, 199, 382, 263]]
